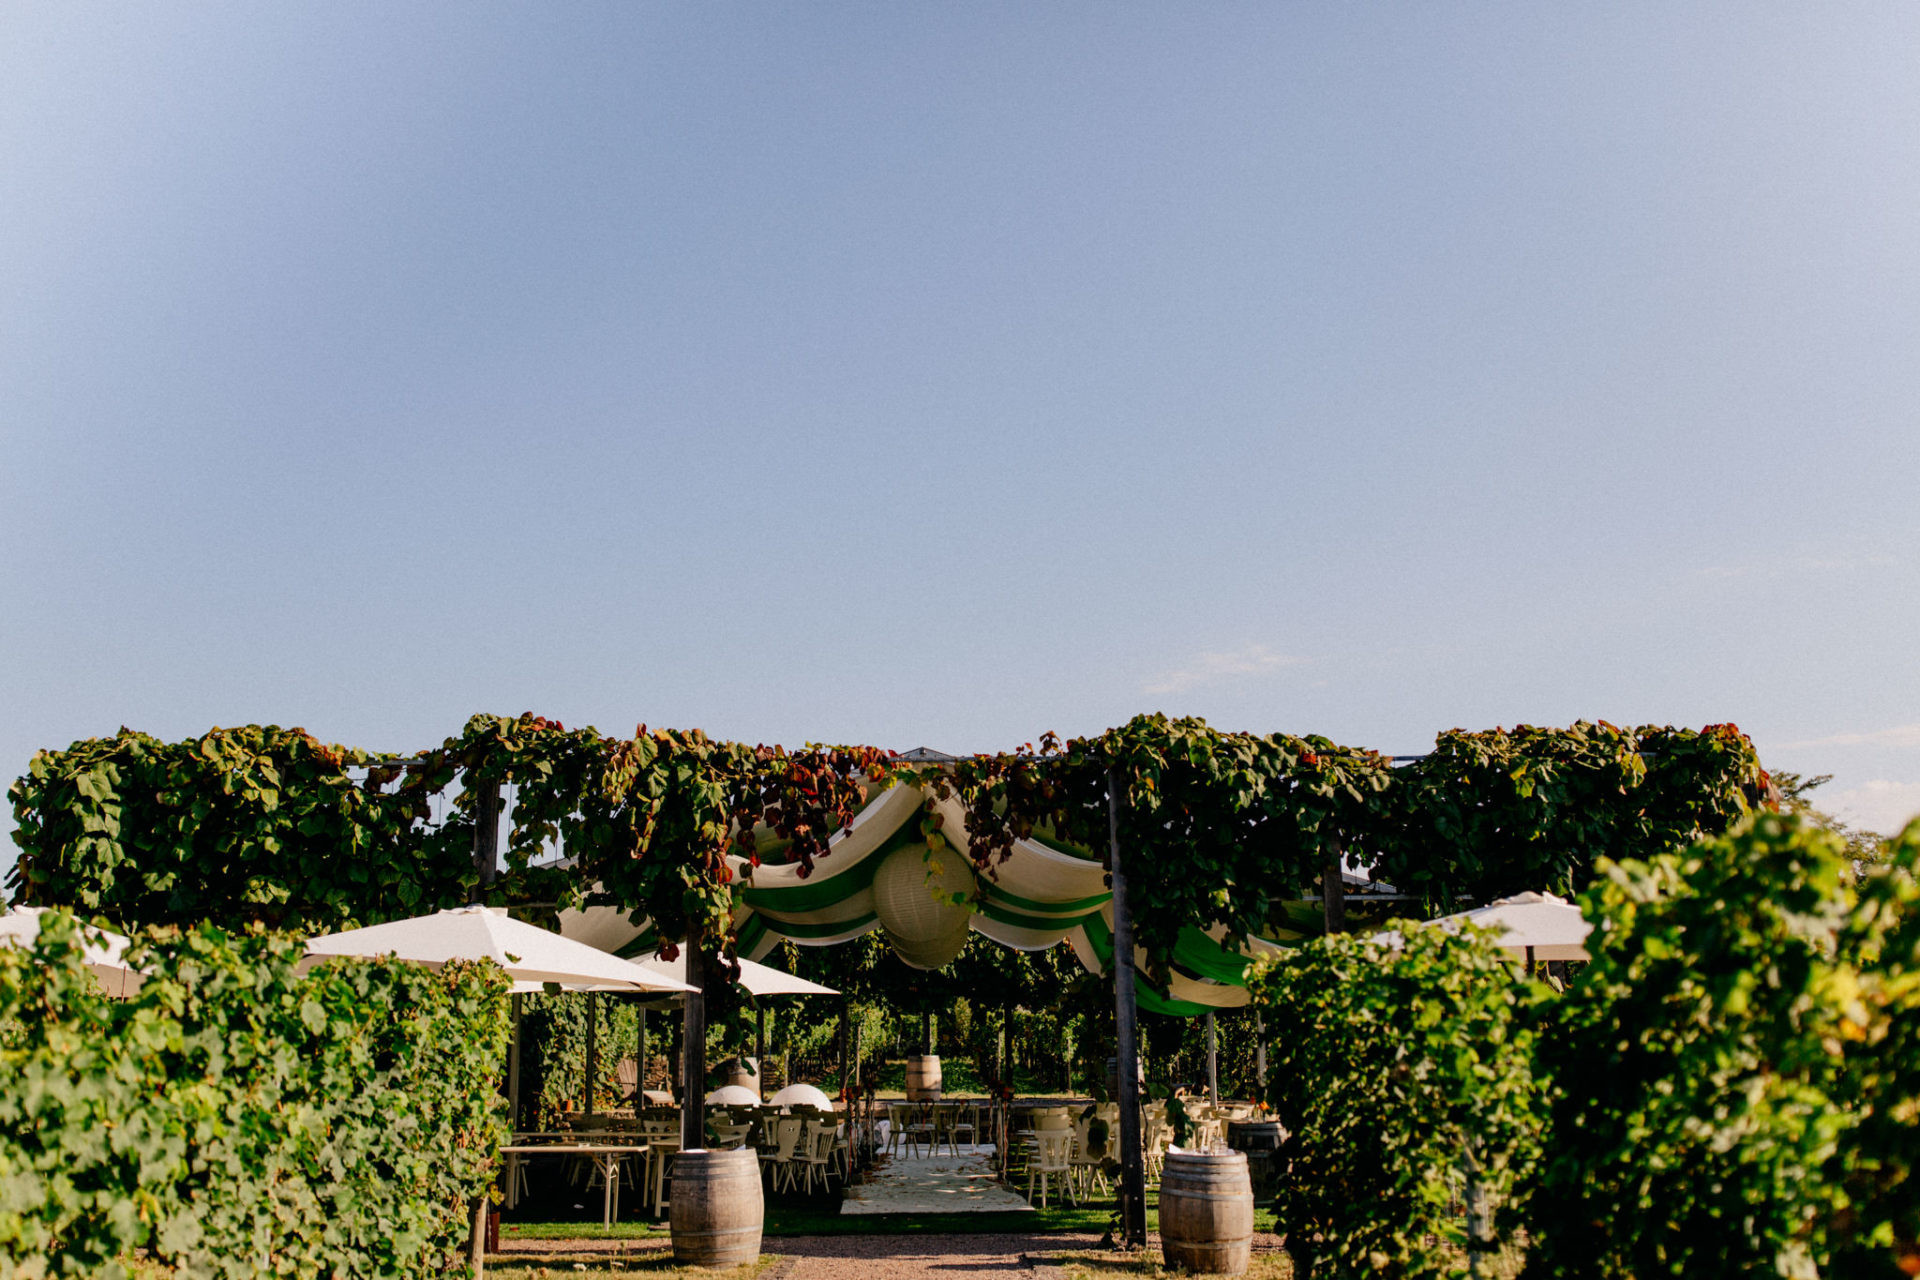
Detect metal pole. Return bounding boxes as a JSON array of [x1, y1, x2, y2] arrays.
[[681, 929, 708, 1150], [838, 1007, 851, 1102], [508, 993, 523, 1132], [1000, 1002, 1012, 1089], [1206, 1010, 1218, 1103], [1108, 767, 1148, 1249], [585, 992, 598, 1116], [1254, 1009, 1266, 1093], [637, 1005, 647, 1105]]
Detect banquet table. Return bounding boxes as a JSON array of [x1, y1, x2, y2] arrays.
[[499, 1143, 649, 1227]]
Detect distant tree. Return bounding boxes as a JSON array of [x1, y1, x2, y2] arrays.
[[1773, 769, 1892, 877]]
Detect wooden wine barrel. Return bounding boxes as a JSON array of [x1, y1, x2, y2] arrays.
[[1226, 1120, 1283, 1199], [1105, 1055, 1144, 1100], [905, 1054, 943, 1101], [720, 1057, 759, 1092], [1160, 1150, 1254, 1276], [669, 1148, 763, 1268]]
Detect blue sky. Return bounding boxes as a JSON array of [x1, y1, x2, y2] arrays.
[[4, 3, 1918, 883]]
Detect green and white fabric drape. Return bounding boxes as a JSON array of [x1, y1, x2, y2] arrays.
[[558, 781, 1323, 1015]]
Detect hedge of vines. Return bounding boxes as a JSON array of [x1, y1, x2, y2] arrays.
[[0, 913, 508, 1279], [943, 715, 1769, 968], [8, 713, 1768, 972], [1526, 813, 1920, 1279], [1233, 813, 1920, 1279], [1247, 925, 1540, 1279]]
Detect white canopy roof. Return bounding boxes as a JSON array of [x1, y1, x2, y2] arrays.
[[303, 905, 695, 992], [0, 906, 144, 998], [1371, 891, 1592, 962]]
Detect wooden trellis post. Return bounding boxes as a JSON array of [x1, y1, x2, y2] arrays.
[[469, 781, 501, 1277], [1321, 856, 1347, 935], [1107, 768, 1148, 1249], [680, 928, 708, 1150]]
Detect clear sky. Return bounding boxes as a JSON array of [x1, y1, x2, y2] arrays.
[[5, 3, 1918, 884]]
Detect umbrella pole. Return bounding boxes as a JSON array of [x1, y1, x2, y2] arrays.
[[1206, 1010, 1218, 1102], [637, 1005, 647, 1105], [1254, 1009, 1266, 1094], [838, 1006, 850, 1101], [508, 993, 523, 1132], [755, 1005, 766, 1102], [585, 992, 598, 1117]]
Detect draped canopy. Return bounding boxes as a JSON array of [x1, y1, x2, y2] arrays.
[[559, 779, 1378, 1016]]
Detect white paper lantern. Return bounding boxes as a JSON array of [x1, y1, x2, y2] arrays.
[[889, 928, 970, 971], [871, 843, 975, 970]]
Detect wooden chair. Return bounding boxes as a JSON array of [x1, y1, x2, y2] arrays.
[[885, 1102, 910, 1155], [903, 1103, 935, 1158], [947, 1102, 978, 1152], [711, 1122, 753, 1149], [929, 1103, 956, 1157]]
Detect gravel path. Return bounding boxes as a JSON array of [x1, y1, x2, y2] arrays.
[[774, 1231, 1104, 1280]]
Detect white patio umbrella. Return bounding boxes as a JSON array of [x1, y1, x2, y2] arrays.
[[0, 905, 144, 998], [1370, 891, 1592, 962], [768, 1082, 836, 1109], [631, 949, 838, 998], [302, 905, 695, 992], [305, 906, 697, 1142], [705, 1084, 761, 1106]]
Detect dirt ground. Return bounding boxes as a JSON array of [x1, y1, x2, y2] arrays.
[[494, 1230, 1296, 1280]]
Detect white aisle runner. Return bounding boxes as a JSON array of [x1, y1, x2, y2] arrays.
[[840, 1146, 1035, 1215]]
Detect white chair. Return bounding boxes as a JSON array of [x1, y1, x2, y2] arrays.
[[793, 1120, 838, 1194], [640, 1119, 680, 1216], [1069, 1118, 1111, 1201], [1143, 1112, 1170, 1180], [1026, 1130, 1074, 1208], [762, 1117, 804, 1192]]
